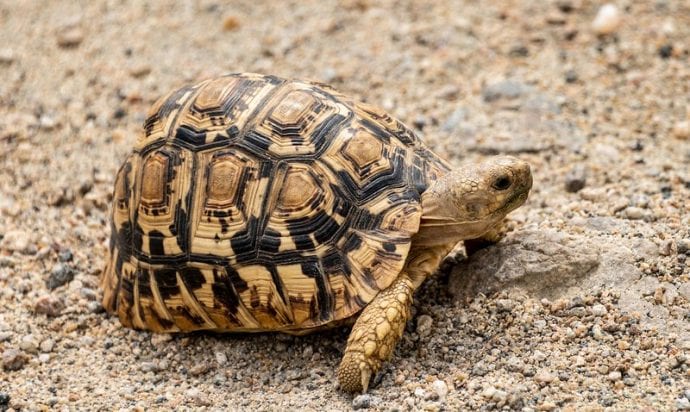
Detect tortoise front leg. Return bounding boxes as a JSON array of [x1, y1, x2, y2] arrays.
[[337, 274, 414, 393]]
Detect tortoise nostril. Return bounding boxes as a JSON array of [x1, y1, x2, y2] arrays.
[[492, 176, 512, 191]]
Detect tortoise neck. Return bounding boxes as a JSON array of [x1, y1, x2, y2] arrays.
[[404, 240, 457, 288]]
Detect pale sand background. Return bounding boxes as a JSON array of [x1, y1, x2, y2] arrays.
[[0, 1, 689, 410]]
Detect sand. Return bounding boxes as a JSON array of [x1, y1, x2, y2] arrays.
[[1, 1, 689, 410]]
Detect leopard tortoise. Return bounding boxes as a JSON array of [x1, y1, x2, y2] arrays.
[[100, 73, 532, 393]]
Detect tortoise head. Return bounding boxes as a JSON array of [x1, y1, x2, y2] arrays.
[[415, 156, 532, 246]]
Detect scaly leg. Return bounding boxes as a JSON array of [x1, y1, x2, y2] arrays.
[[337, 274, 414, 393]]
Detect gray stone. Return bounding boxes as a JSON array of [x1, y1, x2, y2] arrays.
[[677, 397, 690, 411], [564, 164, 587, 193], [442, 107, 468, 133], [449, 229, 688, 335], [678, 282, 690, 301], [215, 351, 228, 366], [677, 238, 690, 255], [630, 238, 659, 259], [352, 394, 379, 410], [660, 282, 678, 304], [450, 230, 601, 301], [46, 263, 74, 290], [482, 80, 530, 102]]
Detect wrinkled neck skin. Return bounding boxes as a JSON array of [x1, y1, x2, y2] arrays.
[[404, 218, 499, 288], [403, 241, 456, 289]]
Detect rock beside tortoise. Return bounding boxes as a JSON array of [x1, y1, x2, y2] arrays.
[[100, 73, 532, 392]]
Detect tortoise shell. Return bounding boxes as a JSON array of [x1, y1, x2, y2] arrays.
[[100, 73, 449, 333]]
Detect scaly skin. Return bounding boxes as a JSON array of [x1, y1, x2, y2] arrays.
[[337, 157, 532, 393], [463, 220, 508, 256], [337, 274, 414, 393]]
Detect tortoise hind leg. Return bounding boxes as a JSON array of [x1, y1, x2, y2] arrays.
[[337, 273, 414, 393]]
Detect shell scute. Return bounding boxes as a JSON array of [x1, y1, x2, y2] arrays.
[[101, 74, 449, 333]]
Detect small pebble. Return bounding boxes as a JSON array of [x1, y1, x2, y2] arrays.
[[564, 164, 587, 193], [58, 249, 73, 262], [534, 370, 556, 384], [140, 362, 158, 373], [677, 239, 690, 255], [352, 394, 374, 410], [189, 362, 210, 376], [40, 339, 55, 353], [537, 401, 558, 411], [495, 299, 515, 312], [590, 304, 607, 316], [80, 336, 95, 347], [39, 115, 57, 130], [481, 386, 497, 398], [57, 26, 84, 48], [0, 230, 31, 253], [0, 48, 15, 64], [47, 263, 74, 289], [80, 287, 98, 300], [431, 379, 449, 400], [2, 348, 27, 371], [491, 389, 508, 403], [564, 69, 578, 83], [677, 398, 690, 411], [302, 345, 313, 360], [624, 207, 645, 220], [38, 353, 50, 363], [215, 351, 228, 366], [86, 301, 104, 313], [592, 4, 621, 35], [673, 121, 690, 140], [617, 340, 631, 350], [223, 15, 241, 31], [150, 334, 173, 346], [129, 64, 151, 78], [658, 44, 673, 59], [482, 80, 528, 102], [607, 371, 622, 381], [34, 295, 65, 317], [19, 335, 38, 353], [416, 315, 433, 338]]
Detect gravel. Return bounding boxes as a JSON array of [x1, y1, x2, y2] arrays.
[[2, 349, 27, 371], [46, 263, 74, 290], [1, 1, 688, 410]]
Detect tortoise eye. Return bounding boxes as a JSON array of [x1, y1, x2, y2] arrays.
[[492, 175, 512, 191]]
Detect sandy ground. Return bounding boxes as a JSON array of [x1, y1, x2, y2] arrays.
[[1, 0, 689, 410]]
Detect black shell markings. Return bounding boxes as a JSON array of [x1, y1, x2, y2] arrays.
[[100, 73, 448, 333]]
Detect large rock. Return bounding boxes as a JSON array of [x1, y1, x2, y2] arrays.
[[449, 229, 688, 336], [450, 230, 604, 301]]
